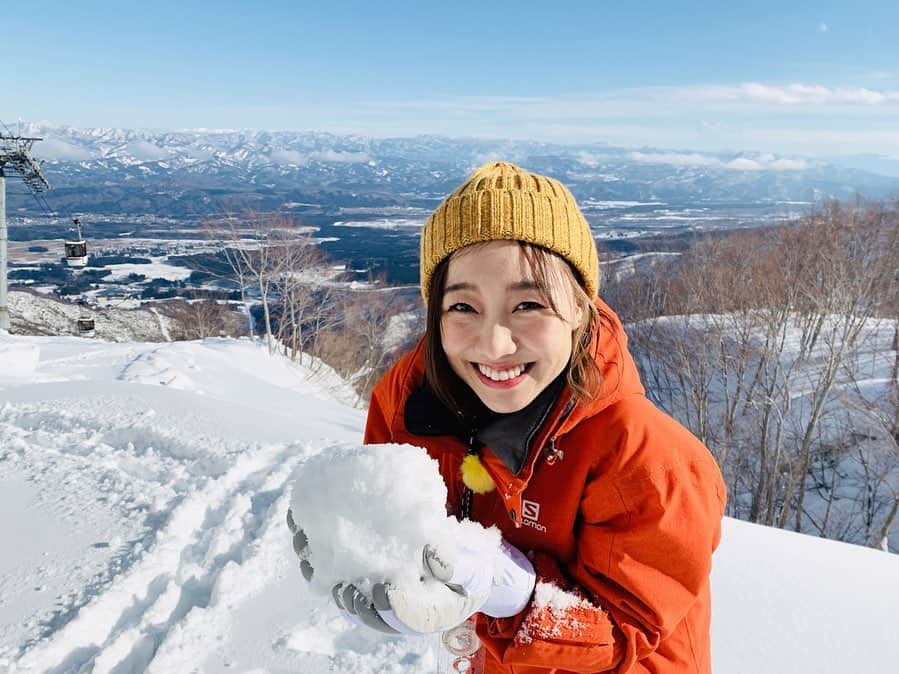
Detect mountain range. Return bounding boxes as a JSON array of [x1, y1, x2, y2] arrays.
[[6, 122, 899, 218]]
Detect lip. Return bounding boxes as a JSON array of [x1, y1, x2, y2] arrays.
[[472, 362, 531, 389]]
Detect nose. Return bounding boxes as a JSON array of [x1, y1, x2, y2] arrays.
[[479, 321, 516, 360]]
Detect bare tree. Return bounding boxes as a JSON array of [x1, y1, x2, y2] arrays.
[[311, 284, 420, 403], [162, 299, 244, 340], [617, 199, 899, 550], [215, 211, 326, 354]]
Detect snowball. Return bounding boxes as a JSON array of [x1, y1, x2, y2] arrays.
[[289, 443, 499, 601]]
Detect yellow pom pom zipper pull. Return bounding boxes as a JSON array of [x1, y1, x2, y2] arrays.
[[460, 453, 495, 494]]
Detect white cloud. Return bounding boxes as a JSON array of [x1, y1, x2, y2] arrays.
[[630, 151, 808, 172], [576, 151, 616, 167], [725, 157, 763, 170], [125, 140, 168, 161], [269, 149, 370, 166], [631, 151, 721, 167], [818, 22, 828, 33], [312, 149, 370, 163], [692, 83, 899, 105], [37, 138, 94, 161], [767, 157, 810, 170], [269, 149, 308, 165]]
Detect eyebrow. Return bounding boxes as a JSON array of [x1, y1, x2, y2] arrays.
[[444, 280, 543, 294]]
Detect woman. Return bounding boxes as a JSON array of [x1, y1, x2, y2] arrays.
[[296, 161, 726, 673]]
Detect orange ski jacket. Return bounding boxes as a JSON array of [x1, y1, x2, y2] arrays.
[[364, 299, 726, 673]]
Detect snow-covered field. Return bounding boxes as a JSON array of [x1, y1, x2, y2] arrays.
[[1, 333, 897, 673], [101, 259, 193, 283]]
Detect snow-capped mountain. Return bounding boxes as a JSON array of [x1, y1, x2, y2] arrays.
[[8, 122, 899, 217]]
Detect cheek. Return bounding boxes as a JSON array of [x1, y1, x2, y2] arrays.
[[527, 321, 574, 358], [440, 318, 469, 356]]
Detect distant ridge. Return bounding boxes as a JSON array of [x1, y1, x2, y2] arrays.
[[6, 122, 898, 218]]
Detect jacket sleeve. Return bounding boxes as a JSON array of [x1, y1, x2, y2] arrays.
[[479, 551, 626, 672], [479, 400, 726, 673]]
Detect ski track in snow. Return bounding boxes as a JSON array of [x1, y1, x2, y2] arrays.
[[1, 336, 433, 674], [3, 392, 313, 673]]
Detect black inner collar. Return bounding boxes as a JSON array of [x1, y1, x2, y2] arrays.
[[404, 371, 567, 476]]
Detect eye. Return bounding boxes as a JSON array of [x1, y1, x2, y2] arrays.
[[445, 302, 475, 313], [515, 301, 546, 312]]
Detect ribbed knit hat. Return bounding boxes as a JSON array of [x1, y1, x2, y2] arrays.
[[420, 161, 598, 303]]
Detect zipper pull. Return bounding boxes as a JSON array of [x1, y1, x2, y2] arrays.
[[545, 437, 564, 465]]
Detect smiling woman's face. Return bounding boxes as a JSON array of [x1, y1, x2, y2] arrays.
[[439, 240, 583, 414]]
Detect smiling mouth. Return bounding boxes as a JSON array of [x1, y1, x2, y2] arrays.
[[474, 362, 533, 382]]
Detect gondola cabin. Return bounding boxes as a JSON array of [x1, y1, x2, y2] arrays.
[[65, 218, 89, 267], [65, 239, 88, 267], [76, 314, 95, 336]]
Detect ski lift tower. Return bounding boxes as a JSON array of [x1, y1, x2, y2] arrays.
[[0, 133, 50, 331]]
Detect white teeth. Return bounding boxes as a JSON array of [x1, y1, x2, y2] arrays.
[[477, 363, 526, 381]]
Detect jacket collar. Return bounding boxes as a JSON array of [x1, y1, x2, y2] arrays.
[[404, 371, 568, 476]]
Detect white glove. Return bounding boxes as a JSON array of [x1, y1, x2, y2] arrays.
[[423, 538, 536, 618], [373, 538, 536, 635], [289, 508, 535, 636]]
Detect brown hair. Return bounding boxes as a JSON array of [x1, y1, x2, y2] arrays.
[[423, 241, 602, 414]]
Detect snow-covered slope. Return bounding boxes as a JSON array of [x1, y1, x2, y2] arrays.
[[0, 333, 897, 673], [7, 290, 176, 343]]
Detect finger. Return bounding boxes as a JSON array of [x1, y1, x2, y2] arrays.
[[292, 529, 309, 557], [379, 582, 484, 634], [300, 559, 314, 582], [341, 584, 360, 615], [372, 582, 391, 611], [422, 544, 453, 583], [371, 583, 431, 636], [332, 583, 347, 610], [286, 509, 298, 535], [352, 588, 401, 634], [423, 545, 465, 595]]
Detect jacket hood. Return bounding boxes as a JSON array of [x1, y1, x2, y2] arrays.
[[556, 296, 645, 436], [399, 296, 644, 453]]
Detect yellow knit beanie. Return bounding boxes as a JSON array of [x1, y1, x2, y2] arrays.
[[420, 161, 598, 303]]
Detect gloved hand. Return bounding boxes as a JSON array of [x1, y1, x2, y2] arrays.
[[366, 537, 536, 636], [286, 508, 314, 582], [288, 507, 404, 634], [287, 508, 536, 635]]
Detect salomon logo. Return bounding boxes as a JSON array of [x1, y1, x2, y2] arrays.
[[522, 499, 546, 532]]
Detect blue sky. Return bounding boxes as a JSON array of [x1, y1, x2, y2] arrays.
[[5, 1, 899, 156]]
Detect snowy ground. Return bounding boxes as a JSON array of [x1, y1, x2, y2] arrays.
[[1, 333, 897, 673], [6, 291, 175, 343]]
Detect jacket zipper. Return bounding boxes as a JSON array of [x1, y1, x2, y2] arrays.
[[460, 431, 481, 521], [545, 397, 576, 465]]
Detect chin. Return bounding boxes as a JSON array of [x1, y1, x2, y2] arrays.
[[476, 389, 535, 414]]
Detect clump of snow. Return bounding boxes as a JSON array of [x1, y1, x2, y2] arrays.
[[531, 581, 596, 613], [0, 340, 40, 378], [515, 581, 597, 645], [289, 443, 499, 599]]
